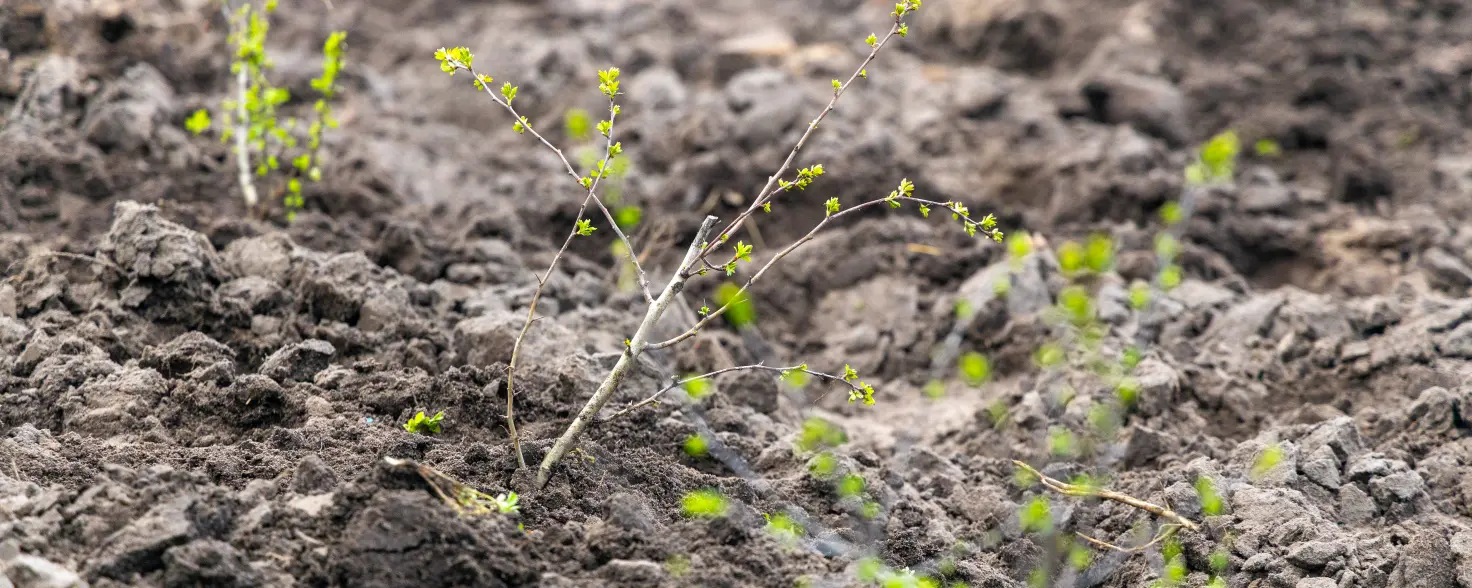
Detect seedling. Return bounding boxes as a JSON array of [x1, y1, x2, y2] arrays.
[[403, 410, 444, 435], [492, 491, 520, 514], [187, 0, 347, 221], [430, 0, 999, 489]]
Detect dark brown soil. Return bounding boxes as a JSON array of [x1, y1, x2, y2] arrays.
[[5, 0, 1472, 587]]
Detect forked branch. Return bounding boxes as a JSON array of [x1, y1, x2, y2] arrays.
[[437, 57, 636, 468], [535, 216, 720, 488], [685, 15, 911, 276], [651, 193, 1000, 351], [1012, 460, 1199, 553]]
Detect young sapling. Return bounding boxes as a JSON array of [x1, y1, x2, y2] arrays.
[[187, 0, 346, 221]]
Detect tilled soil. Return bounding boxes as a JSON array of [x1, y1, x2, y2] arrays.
[[4, 0, 1472, 586]]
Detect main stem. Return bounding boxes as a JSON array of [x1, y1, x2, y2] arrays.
[[228, 7, 258, 208], [535, 215, 720, 488]]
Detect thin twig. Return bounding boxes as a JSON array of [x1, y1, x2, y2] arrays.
[[446, 59, 653, 304], [446, 63, 630, 469], [1012, 460, 1198, 554], [603, 363, 863, 421], [1074, 524, 1181, 553], [650, 196, 1001, 350], [682, 19, 906, 277]]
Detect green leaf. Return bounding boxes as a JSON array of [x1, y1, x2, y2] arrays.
[[1121, 346, 1143, 371], [614, 206, 642, 229], [714, 282, 755, 328], [958, 352, 991, 387], [865, 33, 878, 46], [1128, 280, 1151, 310], [764, 513, 804, 543], [1048, 427, 1077, 457], [1159, 263, 1183, 290], [1200, 130, 1241, 170], [1056, 241, 1084, 273], [1034, 343, 1064, 369], [682, 376, 713, 399], [1058, 285, 1094, 326], [1019, 497, 1052, 534], [838, 474, 865, 497], [1160, 201, 1183, 225], [1250, 444, 1284, 481], [1084, 233, 1114, 273], [681, 489, 728, 518], [796, 418, 845, 452], [184, 109, 211, 135], [575, 219, 596, 236], [1195, 476, 1224, 516], [1254, 138, 1282, 157], [1115, 377, 1139, 405], [824, 197, 840, 216], [403, 410, 445, 435], [683, 434, 709, 457]]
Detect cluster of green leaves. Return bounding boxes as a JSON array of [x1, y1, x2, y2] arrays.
[[1184, 130, 1242, 187], [779, 164, 826, 194], [187, 1, 345, 220], [566, 107, 642, 290], [403, 410, 444, 435], [492, 491, 520, 514]]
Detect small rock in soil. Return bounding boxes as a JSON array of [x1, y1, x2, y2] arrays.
[[259, 339, 336, 384], [1286, 540, 1346, 570], [291, 454, 338, 495], [1388, 532, 1455, 588], [90, 495, 195, 579], [160, 539, 262, 588]]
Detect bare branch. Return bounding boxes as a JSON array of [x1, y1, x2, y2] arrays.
[[682, 20, 907, 276], [650, 195, 1001, 350], [452, 61, 654, 303], [449, 64, 630, 469]]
